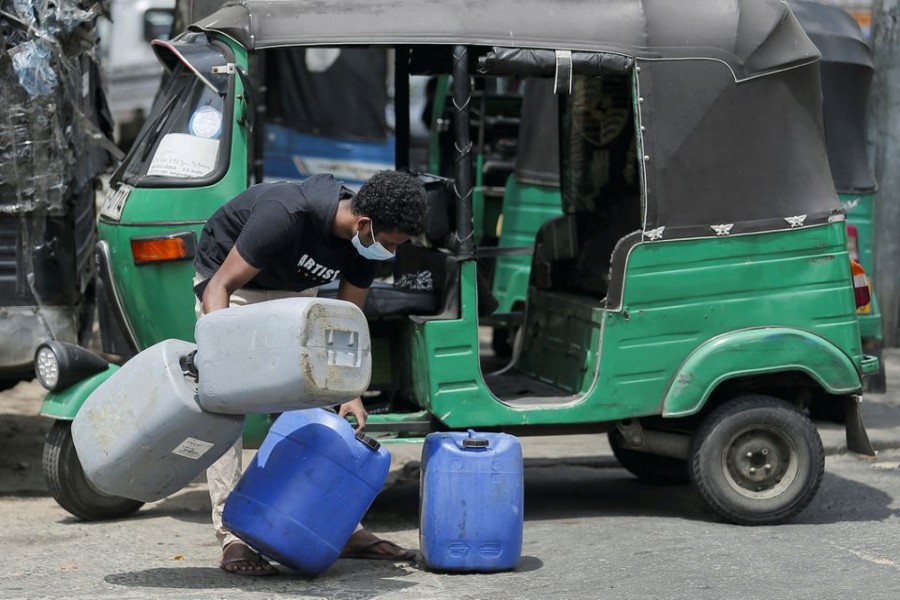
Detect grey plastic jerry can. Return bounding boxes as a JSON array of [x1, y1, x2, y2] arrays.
[[72, 339, 244, 503], [193, 297, 372, 414]]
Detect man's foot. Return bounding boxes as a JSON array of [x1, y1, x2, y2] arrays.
[[340, 529, 416, 561], [219, 541, 279, 576]]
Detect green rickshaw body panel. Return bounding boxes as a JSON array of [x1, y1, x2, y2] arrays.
[[98, 219, 207, 345], [597, 222, 863, 418], [39, 365, 119, 419], [841, 191, 882, 341], [661, 328, 860, 418], [408, 223, 863, 429]]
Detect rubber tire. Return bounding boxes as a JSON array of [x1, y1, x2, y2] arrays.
[[608, 431, 691, 485], [43, 421, 144, 521], [690, 395, 824, 526]]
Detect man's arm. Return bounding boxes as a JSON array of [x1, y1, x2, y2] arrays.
[[335, 278, 371, 431], [336, 278, 369, 310], [201, 246, 261, 314]]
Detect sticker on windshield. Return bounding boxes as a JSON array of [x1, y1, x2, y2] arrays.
[[189, 106, 223, 139], [147, 133, 219, 178]]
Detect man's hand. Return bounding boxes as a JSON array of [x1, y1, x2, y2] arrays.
[[338, 397, 368, 432]]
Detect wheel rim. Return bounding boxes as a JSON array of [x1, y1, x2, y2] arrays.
[[721, 425, 799, 500]]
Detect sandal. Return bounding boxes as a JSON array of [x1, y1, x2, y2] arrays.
[[219, 541, 279, 576], [340, 533, 416, 561]]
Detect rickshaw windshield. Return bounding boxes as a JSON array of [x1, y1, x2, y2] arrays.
[[111, 63, 230, 187]]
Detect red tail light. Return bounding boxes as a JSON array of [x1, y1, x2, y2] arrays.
[[846, 224, 860, 262], [851, 259, 871, 309]]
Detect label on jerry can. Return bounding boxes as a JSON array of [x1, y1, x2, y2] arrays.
[[171, 437, 215, 460]]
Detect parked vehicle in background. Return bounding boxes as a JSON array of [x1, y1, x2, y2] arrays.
[[0, 0, 113, 388], [792, 0, 885, 393], [97, 0, 175, 148], [259, 47, 396, 190], [36, 0, 879, 528], [482, 79, 563, 356]]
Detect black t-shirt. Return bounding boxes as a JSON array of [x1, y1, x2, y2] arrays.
[[194, 174, 377, 292]]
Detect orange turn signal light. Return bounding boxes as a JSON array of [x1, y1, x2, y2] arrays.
[[131, 232, 195, 265]]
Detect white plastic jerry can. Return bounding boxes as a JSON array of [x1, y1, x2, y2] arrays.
[[71, 339, 244, 503], [193, 297, 371, 414]]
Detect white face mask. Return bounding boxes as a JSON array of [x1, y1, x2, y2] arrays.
[[352, 220, 395, 261]]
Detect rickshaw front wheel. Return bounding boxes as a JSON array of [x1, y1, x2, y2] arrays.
[[689, 395, 824, 526], [43, 420, 145, 521]]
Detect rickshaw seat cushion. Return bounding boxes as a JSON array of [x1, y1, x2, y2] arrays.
[[393, 244, 498, 317], [316, 280, 437, 318]]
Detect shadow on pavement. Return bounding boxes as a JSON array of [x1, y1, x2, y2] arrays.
[[0, 414, 50, 497], [794, 470, 900, 525], [105, 565, 417, 598], [377, 462, 900, 527]]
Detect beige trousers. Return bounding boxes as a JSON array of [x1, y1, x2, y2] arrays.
[[193, 276, 365, 550]]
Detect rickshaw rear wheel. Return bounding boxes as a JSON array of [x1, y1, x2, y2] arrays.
[[607, 431, 691, 485], [43, 420, 144, 521], [690, 395, 824, 526]]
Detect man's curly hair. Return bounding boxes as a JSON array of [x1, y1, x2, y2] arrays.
[[352, 170, 427, 235]]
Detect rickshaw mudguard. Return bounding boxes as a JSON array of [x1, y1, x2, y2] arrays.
[[662, 328, 862, 418], [39, 365, 119, 420]]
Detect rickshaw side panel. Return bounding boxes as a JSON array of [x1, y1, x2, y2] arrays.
[[595, 222, 863, 418], [407, 223, 863, 429], [99, 221, 206, 345], [660, 328, 860, 418]]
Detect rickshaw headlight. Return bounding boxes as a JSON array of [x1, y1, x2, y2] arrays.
[[35, 345, 60, 390], [33, 341, 110, 392]]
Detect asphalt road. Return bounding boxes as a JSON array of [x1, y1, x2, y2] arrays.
[[2, 449, 900, 600], [2, 351, 900, 600]]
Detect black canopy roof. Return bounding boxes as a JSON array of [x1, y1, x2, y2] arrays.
[[184, 0, 842, 240], [791, 0, 876, 193], [790, 0, 872, 68], [193, 0, 819, 82]]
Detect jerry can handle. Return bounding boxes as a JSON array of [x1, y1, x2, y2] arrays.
[[355, 431, 382, 452], [462, 429, 490, 449]]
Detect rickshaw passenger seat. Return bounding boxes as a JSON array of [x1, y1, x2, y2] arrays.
[[531, 215, 578, 290]]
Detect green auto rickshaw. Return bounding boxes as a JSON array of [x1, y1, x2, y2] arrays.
[[35, 0, 879, 527], [792, 0, 885, 393]]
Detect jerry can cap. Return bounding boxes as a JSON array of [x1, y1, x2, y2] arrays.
[[462, 429, 490, 448], [355, 431, 382, 452], [462, 438, 490, 448]]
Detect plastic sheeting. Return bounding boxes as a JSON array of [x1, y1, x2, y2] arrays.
[[0, 0, 112, 215], [0, 0, 113, 369]]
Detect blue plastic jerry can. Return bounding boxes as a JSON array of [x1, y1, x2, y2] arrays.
[[222, 409, 391, 576], [420, 430, 524, 572]]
